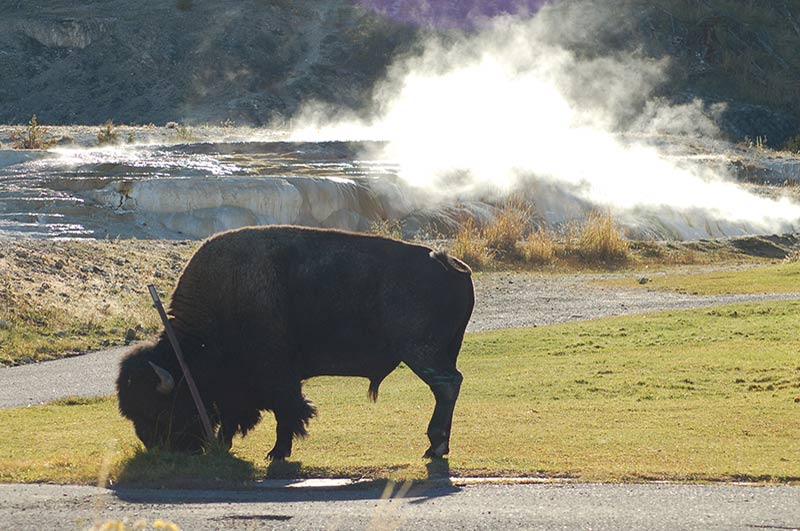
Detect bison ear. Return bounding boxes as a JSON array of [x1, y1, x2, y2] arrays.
[[148, 361, 175, 394]]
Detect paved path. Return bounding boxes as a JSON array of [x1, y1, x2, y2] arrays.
[[1, 480, 798, 531], [3, 272, 800, 409]]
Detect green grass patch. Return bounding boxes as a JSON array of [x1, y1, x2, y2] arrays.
[[2, 301, 799, 486], [605, 261, 800, 295]]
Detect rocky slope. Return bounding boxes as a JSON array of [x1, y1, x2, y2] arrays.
[[1, 0, 799, 144], [0, 0, 415, 126]]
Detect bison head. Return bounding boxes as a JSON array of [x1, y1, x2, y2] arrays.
[[116, 341, 209, 452]]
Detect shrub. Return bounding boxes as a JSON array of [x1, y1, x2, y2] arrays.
[[97, 120, 120, 146], [575, 210, 629, 263], [451, 218, 493, 269], [10, 115, 55, 149], [783, 135, 800, 154], [482, 200, 532, 258]]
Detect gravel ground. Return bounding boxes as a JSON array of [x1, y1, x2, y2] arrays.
[[469, 270, 800, 331], [3, 270, 799, 409]]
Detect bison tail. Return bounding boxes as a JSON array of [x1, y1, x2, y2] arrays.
[[368, 379, 381, 402], [430, 250, 472, 275]]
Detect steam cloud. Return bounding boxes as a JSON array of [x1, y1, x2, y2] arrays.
[[291, 1, 800, 238]]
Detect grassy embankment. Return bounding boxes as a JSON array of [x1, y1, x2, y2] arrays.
[[603, 259, 800, 295], [0, 220, 772, 367], [1, 293, 799, 486], [0, 239, 198, 366]]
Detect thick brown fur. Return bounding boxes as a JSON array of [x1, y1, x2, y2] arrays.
[[117, 225, 474, 459]]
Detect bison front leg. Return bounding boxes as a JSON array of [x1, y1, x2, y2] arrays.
[[408, 364, 463, 459]]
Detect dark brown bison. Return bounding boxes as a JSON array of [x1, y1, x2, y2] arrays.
[[117, 225, 474, 460]]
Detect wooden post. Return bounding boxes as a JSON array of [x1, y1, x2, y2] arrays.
[[148, 285, 215, 444]]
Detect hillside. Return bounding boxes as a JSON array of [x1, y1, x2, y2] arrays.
[[1, 0, 798, 145], [0, 1, 415, 126]]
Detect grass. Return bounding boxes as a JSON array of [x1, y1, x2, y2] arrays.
[[451, 209, 631, 269], [481, 200, 532, 259], [0, 239, 197, 366], [602, 260, 800, 295], [2, 300, 799, 486], [451, 218, 494, 269], [569, 211, 630, 264]]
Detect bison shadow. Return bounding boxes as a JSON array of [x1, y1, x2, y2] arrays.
[[113, 455, 459, 504]]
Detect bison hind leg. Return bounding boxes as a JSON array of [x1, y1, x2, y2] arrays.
[[268, 393, 317, 461]]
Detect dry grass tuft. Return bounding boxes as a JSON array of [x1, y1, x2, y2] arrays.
[[369, 219, 403, 240], [520, 228, 558, 264], [482, 200, 532, 258], [451, 218, 493, 268], [572, 210, 630, 264]]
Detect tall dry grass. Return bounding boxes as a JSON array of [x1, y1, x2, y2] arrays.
[[520, 228, 558, 264], [481, 200, 532, 258], [572, 210, 630, 263], [450, 208, 630, 269], [451, 218, 493, 268]]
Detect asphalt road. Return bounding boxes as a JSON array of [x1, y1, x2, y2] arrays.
[[1, 480, 798, 531]]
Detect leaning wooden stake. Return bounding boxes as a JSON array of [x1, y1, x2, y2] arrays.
[[148, 284, 215, 444]]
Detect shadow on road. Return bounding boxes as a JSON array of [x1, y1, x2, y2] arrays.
[[113, 457, 460, 505]]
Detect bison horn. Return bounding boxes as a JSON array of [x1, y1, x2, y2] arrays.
[[148, 361, 175, 394]]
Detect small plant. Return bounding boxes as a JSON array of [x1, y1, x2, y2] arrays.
[[782, 135, 800, 154], [575, 210, 630, 263], [97, 120, 120, 146], [10, 115, 55, 149], [174, 124, 196, 141], [451, 218, 493, 268], [482, 199, 532, 258]]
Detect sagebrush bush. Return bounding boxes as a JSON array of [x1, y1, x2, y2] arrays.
[[97, 120, 120, 146], [10, 115, 55, 149]]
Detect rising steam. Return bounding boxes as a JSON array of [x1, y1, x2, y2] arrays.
[[290, 2, 800, 237]]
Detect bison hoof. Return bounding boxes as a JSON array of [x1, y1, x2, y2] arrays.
[[267, 447, 290, 461], [423, 442, 449, 459]]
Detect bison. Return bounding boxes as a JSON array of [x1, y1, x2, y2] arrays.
[[117, 225, 474, 460]]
